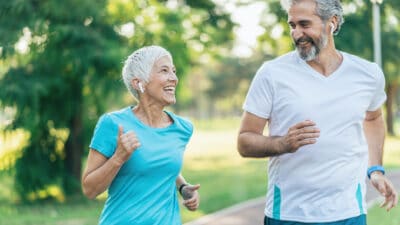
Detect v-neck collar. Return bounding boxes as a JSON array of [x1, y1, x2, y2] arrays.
[[297, 51, 346, 81]]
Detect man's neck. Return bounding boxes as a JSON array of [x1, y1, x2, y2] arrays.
[[306, 46, 343, 77]]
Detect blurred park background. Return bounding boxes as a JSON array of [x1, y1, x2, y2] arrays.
[[1, 0, 400, 224]]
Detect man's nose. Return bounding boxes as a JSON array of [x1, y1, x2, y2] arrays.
[[291, 27, 303, 41]]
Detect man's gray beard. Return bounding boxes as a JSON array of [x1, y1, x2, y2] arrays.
[[296, 32, 328, 61], [298, 45, 318, 61]]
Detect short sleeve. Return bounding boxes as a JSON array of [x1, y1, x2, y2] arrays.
[[242, 62, 274, 119], [178, 116, 193, 142], [367, 64, 387, 111], [165, 112, 194, 143], [89, 114, 118, 158]]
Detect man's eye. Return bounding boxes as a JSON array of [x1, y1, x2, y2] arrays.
[[300, 23, 310, 28]]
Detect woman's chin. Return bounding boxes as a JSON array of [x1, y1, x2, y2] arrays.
[[164, 98, 176, 106]]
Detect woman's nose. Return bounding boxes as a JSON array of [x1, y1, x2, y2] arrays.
[[168, 72, 178, 82]]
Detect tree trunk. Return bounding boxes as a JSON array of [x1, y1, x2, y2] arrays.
[[63, 102, 84, 195], [385, 83, 397, 136]]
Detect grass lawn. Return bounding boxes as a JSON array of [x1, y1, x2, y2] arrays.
[[0, 117, 399, 224], [180, 128, 267, 222], [367, 204, 400, 225], [0, 198, 103, 225]]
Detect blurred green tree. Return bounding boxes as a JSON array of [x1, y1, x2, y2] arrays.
[[108, 0, 235, 109], [0, 0, 124, 200], [206, 54, 268, 117], [0, 0, 234, 201]]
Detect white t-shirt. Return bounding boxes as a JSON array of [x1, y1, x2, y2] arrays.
[[243, 51, 386, 222]]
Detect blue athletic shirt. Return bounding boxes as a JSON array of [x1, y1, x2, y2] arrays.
[[89, 106, 193, 225]]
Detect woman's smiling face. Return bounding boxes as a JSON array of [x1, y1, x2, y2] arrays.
[[145, 55, 178, 106]]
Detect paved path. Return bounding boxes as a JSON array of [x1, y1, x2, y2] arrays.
[[185, 170, 400, 225]]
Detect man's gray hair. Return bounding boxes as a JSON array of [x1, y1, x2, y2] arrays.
[[281, 0, 344, 35], [122, 45, 172, 100]]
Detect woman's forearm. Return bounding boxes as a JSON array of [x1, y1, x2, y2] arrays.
[[82, 156, 123, 199]]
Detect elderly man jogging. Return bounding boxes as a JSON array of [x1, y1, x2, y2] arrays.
[[237, 0, 398, 224]]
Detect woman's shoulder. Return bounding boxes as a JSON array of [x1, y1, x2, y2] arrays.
[[166, 111, 193, 132], [94, 107, 133, 130], [100, 106, 132, 120], [106, 106, 132, 116]]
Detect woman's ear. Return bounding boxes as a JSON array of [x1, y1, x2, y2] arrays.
[[138, 82, 144, 93], [131, 79, 144, 93]]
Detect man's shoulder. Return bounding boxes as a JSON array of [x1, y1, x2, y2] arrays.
[[267, 51, 298, 65], [341, 51, 383, 81], [258, 51, 298, 74], [342, 51, 377, 68]]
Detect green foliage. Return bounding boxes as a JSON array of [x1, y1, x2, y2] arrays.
[[0, 0, 124, 200], [335, 0, 400, 72], [205, 55, 268, 116], [107, 0, 236, 109]]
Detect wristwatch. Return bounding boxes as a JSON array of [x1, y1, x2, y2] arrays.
[[367, 165, 385, 179]]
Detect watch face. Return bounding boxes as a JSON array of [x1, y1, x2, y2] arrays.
[[181, 187, 193, 200], [367, 165, 385, 179]]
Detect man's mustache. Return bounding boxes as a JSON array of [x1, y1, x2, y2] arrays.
[[295, 36, 314, 46]]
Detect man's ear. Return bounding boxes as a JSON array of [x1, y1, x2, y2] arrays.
[[330, 22, 335, 34], [329, 16, 339, 34]]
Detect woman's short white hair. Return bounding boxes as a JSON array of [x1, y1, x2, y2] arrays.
[[122, 45, 172, 99]]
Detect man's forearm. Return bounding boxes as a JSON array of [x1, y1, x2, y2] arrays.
[[237, 132, 285, 158], [364, 113, 385, 166]]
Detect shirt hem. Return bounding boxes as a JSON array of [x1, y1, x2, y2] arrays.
[[264, 210, 366, 223]]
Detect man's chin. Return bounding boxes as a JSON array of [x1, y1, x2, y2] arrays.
[[296, 48, 317, 61]]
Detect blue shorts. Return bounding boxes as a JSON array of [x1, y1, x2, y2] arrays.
[[264, 214, 366, 225]]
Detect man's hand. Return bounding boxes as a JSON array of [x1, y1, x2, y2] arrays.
[[280, 120, 320, 154], [370, 172, 398, 211]]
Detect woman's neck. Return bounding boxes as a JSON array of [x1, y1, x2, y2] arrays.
[[132, 104, 172, 128]]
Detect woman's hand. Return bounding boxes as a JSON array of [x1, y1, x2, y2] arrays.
[[112, 125, 141, 165], [182, 184, 201, 211]]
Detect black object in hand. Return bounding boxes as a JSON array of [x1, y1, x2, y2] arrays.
[[181, 186, 193, 200]]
